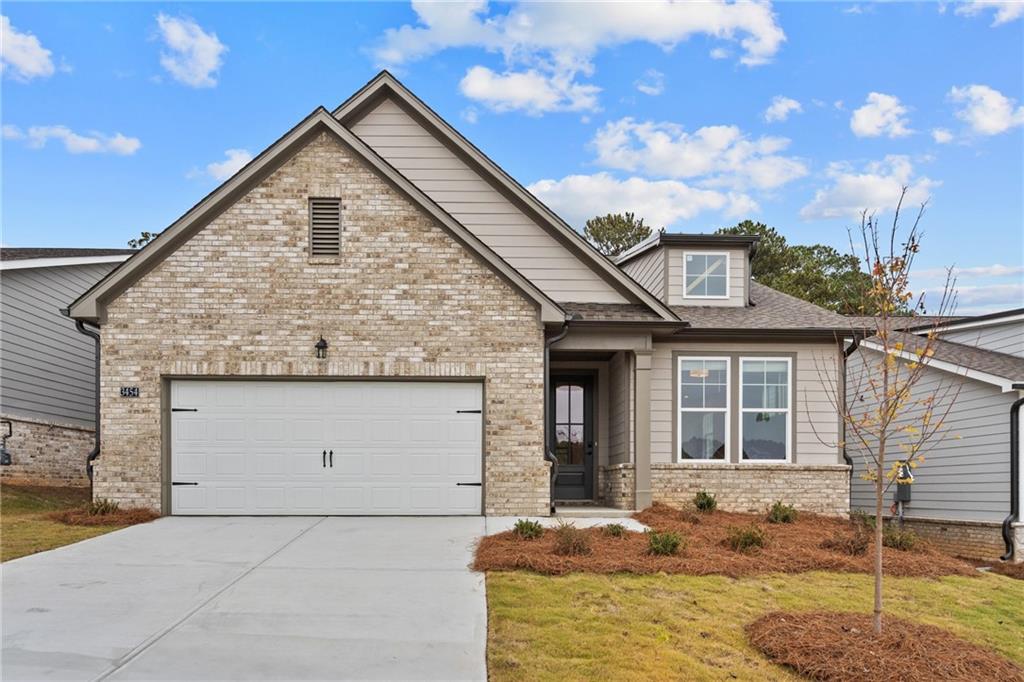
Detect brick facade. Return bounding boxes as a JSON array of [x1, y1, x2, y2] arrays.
[[96, 132, 549, 515], [602, 462, 850, 516], [890, 517, 1013, 561], [0, 415, 92, 487]]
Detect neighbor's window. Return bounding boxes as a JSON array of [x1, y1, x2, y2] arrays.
[[309, 198, 342, 256], [740, 358, 791, 462], [684, 252, 728, 298], [678, 358, 729, 461]]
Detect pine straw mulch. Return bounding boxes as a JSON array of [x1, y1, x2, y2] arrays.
[[473, 503, 976, 578], [746, 611, 1024, 682], [47, 507, 160, 526], [980, 560, 1024, 581]]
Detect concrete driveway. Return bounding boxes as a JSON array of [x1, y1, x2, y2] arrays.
[[2, 517, 487, 681]]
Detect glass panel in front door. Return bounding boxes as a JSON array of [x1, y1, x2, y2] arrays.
[[554, 384, 585, 465]]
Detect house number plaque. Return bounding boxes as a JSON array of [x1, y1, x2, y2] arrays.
[[120, 387, 140, 398]]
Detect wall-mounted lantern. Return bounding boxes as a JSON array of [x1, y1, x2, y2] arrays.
[[315, 336, 329, 360]]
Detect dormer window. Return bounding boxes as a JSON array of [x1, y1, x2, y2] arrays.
[[683, 252, 729, 299]]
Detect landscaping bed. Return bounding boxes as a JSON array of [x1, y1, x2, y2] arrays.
[[474, 502, 975, 578], [746, 610, 1023, 681]]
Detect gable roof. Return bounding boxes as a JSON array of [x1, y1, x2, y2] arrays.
[[333, 71, 679, 322], [67, 108, 565, 325], [615, 231, 760, 266]]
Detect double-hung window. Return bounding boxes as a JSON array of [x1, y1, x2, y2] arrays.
[[683, 252, 728, 298], [740, 358, 791, 462], [678, 358, 729, 461]]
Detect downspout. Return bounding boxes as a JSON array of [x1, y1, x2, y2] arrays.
[[543, 317, 572, 514], [841, 336, 861, 510], [1001, 388, 1024, 561], [71, 316, 101, 485]]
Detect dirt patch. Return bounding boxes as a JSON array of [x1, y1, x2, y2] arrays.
[[48, 507, 160, 527], [746, 610, 1023, 681], [473, 503, 976, 578]]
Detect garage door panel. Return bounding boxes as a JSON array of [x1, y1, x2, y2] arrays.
[[171, 380, 483, 515]]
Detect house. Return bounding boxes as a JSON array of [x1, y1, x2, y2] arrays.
[[847, 309, 1024, 561], [66, 71, 854, 518], [0, 248, 135, 486]]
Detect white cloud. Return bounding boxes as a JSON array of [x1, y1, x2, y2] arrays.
[[917, 264, 1024, 278], [202, 148, 252, 181], [763, 95, 802, 123], [1, 15, 56, 81], [954, 1, 1024, 26], [156, 14, 227, 88], [926, 283, 1024, 315], [591, 117, 807, 190], [459, 66, 599, 114], [850, 92, 912, 138], [948, 84, 1024, 136], [10, 125, 141, 155], [800, 155, 939, 220], [931, 128, 954, 144], [635, 68, 665, 96], [527, 172, 756, 229], [709, 47, 731, 60]]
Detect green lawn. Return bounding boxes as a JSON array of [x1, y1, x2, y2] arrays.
[[1, 484, 127, 561], [487, 571, 1024, 681]]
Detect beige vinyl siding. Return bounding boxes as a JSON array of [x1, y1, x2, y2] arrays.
[[620, 248, 665, 300], [848, 348, 1017, 523], [350, 98, 629, 304], [667, 247, 747, 307], [939, 320, 1024, 358], [608, 351, 633, 465], [650, 341, 841, 465]]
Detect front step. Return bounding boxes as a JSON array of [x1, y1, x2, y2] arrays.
[[554, 506, 636, 519]]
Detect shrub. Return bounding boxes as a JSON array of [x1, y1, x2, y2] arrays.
[[602, 523, 626, 538], [766, 501, 798, 524], [512, 519, 544, 540], [694, 491, 717, 513], [553, 521, 591, 556], [646, 530, 685, 556], [821, 524, 870, 556], [883, 526, 919, 552], [850, 510, 876, 529], [726, 524, 769, 553], [89, 498, 120, 516]]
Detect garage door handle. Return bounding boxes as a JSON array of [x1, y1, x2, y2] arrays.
[[456, 409, 481, 414], [329, 450, 333, 467], [456, 482, 482, 486], [172, 481, 198, 486], [322, 450, 327, 468]]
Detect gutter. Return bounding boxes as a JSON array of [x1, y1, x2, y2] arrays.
[[1002, 385, 1024, 561], [63, 309, 101, 484], [543, 317, 573, 514], [840, 336, 862, 505]]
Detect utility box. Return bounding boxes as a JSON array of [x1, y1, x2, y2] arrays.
[[894, 461, 913, 503]]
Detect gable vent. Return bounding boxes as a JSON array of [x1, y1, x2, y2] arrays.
[[309, 198, 342, 256]]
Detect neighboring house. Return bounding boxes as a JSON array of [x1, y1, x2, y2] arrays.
[[67, 71, 854, 520], [847, 309, 1024, 561], [1, 248, 135, 486]]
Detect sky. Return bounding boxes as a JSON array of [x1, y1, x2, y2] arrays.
[[2, 1, 1022, 314]]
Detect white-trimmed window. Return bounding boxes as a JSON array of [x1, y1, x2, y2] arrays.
[[677, 358, 729, 461], [683, 252, 729, 299], [740, 358, 791, 462]]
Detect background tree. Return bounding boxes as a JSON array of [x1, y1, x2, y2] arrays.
[[716, 221, 873, 313], [127, 231, 160, 249], [584, 212, 652, 256]]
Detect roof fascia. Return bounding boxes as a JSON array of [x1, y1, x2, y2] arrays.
[[1, 255, 132, 271], [909, 311, 1024, 334]]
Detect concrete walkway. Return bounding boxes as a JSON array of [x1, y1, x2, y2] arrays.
[[2, 517, 487, 681]]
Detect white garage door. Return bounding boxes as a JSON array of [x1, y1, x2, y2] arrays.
[[170, 380, 483, 515]]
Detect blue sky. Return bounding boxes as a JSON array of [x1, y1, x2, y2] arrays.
[[2, 1, 1022, 313]]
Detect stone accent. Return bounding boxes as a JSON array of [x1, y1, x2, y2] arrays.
[[889, 517, 1011, 561], [602, 464, 636, 510], [601, 462, 849, 515], [0, 415, 92, 487], [96, 131, 549, 516]]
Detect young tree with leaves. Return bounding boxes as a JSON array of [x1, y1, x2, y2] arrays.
[[583, 212, 653, 256]]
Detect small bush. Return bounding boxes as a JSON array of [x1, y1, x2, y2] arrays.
[[602, 523, 626, 538], [726, 524, 769, 553], [89, 498, 120, 516], [694, 491, 717, 513], [883, 526, 919, 552], [821, 525, 870, 556], [646, 530, 685, 556], [850, 510, 876, 529], [512, 519, 544, 540], [553, 521, 591, 556], [766, 500, 798, 524]]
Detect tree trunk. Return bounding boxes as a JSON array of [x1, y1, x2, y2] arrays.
[[874, 456, 884, 635]]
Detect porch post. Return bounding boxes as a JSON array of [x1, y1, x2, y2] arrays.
[[634, 350, 653, 510]]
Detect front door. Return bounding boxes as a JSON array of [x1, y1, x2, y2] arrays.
[[551, 375, 594, 500]]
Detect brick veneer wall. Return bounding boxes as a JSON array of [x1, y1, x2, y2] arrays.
[[891, 517, 1011, 561], [602, 462, 849, 515], [0, 415, 92, 487], [96, 131, 549, 515]]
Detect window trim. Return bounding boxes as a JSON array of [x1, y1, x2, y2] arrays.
[[738, 356, 793, 464], [676, 356, 731, 464], [682, 250, 730, 300]]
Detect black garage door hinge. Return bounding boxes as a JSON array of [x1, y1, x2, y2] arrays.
[[456, 409, 481, 414], [171, 408, 198, 412]]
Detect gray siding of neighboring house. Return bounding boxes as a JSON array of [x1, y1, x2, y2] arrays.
[[349, 97, 630, 304], [620, 249, 664, 300], [848, 347, 1017, 523], [939, 320, 1024, 358], [1, 263, 117, 428]]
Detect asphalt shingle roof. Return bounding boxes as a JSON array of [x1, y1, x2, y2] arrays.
[[880, 331, 1024, 383], [1, 247, 136, 261], [669, 282, 853, 330]]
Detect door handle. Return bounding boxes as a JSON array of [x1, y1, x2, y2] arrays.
[[323, 450, 327, 468], [329, 450, 333, 468]]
